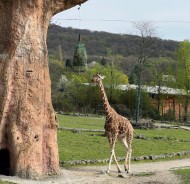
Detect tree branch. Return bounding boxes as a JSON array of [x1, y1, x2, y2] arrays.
[[51, 0, 88, 15]]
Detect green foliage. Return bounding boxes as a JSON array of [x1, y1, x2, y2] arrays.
[[101, 64, 129, 86], [50, 61, 129, 113], [49, 55, 64, 92], [113, 89, 160, 119], [68, 72, 88, 83], [68, 63, 128, 85], [47, 25, 180, 121], [88, 63, 129, 103], [176, 40, 190, 90], [48, 54, 169, 120], [175, 40, 190, 121], [53, 84, 100, 113], [141, 92, 160, 119], [161, 110, 175, 121], [129, 57, 177, 85]]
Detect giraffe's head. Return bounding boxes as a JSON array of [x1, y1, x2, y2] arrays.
[[92, 73, 105, 83]]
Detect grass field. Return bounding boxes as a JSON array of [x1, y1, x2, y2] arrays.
[[57, 115, 190, 162], [174, 168, 190, 184], [58, 114, 104, 130], [0, 180, 15, 184]]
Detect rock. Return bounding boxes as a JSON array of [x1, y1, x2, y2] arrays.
[[136, 134, 146, 139]]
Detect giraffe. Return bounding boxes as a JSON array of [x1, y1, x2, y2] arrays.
[[92, 74, 134, 175]]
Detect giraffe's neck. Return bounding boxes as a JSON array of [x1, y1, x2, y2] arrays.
[[97, 80, 111, 115]]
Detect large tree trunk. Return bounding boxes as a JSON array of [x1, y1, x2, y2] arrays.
[[0, 0, 87, 178]]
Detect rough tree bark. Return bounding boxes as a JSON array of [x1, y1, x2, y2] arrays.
[[0, 0, 87, 178]]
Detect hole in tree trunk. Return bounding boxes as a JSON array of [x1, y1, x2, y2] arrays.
[[0, 149, 10, 175]]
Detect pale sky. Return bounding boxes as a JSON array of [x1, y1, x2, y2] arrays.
[[52, 0, 190, 41]]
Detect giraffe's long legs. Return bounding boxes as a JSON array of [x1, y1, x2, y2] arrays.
[[107, 149, 122, 174], [107, 149, 114, 174], [124, 147, 132, 173], [107, 136, 122, 174], [128, 147, 132, 173], [113, 151, 122, 173], [121, 137, 132, 173]]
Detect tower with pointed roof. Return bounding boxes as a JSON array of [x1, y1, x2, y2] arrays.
[[73, 34, 88, 72]]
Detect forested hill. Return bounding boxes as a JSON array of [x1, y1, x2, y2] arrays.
[[47, 24, 179, 60]]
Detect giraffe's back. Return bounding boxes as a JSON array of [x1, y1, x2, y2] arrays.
[[104, 112, 133, 139]]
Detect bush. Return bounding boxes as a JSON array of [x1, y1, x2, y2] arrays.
[[144, 107, 161, 120], [161, 110, 175, 121], [112, 104, 130, 117]]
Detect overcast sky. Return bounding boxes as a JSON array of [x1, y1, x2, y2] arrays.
[[52, 0, 190, 41]]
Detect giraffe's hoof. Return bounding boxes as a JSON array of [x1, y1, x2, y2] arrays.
[[126, 171, 131, 174], [106, 170, 110, 175], [118, 174, 124, 178], [124, 168, 130, 174]]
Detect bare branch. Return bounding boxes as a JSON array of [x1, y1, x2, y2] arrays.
[[133, 21, 157, 38], [132, 21, 157, 62]]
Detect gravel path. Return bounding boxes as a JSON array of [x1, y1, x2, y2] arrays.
[[1, 158, 190, 184]]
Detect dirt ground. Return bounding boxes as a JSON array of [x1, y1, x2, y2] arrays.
[[1, 158, 190, 184]]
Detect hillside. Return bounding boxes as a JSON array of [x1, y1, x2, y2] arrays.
[[47, 25, 181, 115], [47, 24, 179, 61]]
